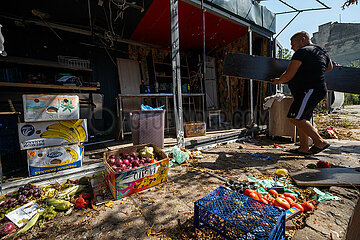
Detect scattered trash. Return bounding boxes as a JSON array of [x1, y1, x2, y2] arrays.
[[312, 188, 342, 202], [316, 160, 330, 168], [247, 153, 272, 160], [273, 144, 284, 148], [5, 201, 44, 227], [306, 163, 317, 169], [324, 126, 338, 139], [170, 146, 190, 167], [105, 201, 114, 208], [275, 169, 288, 176]]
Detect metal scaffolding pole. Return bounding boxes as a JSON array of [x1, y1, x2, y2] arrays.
[[170, 0, 184, 147], [248, 27, 254, 129], [201, 0, 206, 95]]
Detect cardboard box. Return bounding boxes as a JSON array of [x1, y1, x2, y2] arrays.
[[18, 119, 88, 150], [184, 121, 206, 137], [27, 143, 83, 176], [104, 144, 169, 200], [23, 94, 80, 122]]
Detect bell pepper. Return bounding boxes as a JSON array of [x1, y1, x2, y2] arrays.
[[75, 196, 89, 209]]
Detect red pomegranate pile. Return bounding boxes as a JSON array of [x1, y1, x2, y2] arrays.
[[106, 152, 157, 173]]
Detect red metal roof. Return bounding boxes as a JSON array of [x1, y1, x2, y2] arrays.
[[130, 0, 248, 51]]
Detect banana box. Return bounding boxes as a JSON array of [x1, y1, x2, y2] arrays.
[[27, 143, 84, 176], [18, 119, 88, 150], [23, 94, 80, 122]]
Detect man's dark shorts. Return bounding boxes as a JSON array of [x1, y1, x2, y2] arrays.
[[287, 88, 327, 121]]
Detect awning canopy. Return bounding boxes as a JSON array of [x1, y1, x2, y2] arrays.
[[130, 0, 249, 52]]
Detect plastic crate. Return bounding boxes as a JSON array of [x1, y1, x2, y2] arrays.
[[57, 55, 90, 69], [194, 186, 285, 240], [130, 110, 165, 148]]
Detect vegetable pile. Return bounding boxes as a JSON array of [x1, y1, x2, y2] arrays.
[[0, 176, 94, 238], [244, 188, 315, 212]]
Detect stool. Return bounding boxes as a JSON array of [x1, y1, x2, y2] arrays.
[[208, 109, 221, 128]]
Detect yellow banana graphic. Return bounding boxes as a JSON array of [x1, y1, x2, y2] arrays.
[[46, 124, 78, 142], [65, 147, 78, 163], [59, 120, 86, 142], [41, 130, 73, 143], [59, 120, 82, 128], [74, 125, 87, 142]]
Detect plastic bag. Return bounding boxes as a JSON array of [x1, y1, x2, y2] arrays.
[[312, 187, 342, 202], [141, 104, 164, 111], [169, 146, 189, 167]]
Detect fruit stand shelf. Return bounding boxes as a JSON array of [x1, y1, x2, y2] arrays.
[[0, 82, 99, 91], [0, 56, 93, 72]]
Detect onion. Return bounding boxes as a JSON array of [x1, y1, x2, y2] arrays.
[[123, 159, 130, 165], [115, 159, 123, 167]]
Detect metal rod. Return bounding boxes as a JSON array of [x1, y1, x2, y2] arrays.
[[248, 27, 254, 129], [315, 0, 331, 9], [170, 0, 185, 147], [278, 0, 298, 11], [274, 12, 300, 39], [201, 0, 206, 95], [87, 0, 93, 36], [276, 7, 329, 15]]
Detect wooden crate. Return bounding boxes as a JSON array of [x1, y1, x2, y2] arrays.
[[184, 122, 206, 137], [103, 144, 169, 200]]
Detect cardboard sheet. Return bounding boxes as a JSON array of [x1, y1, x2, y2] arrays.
[[290, 168, 360, 187]]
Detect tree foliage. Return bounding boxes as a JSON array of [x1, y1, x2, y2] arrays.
[[277, 48, 292, 60], [342, 0, 358, 9]]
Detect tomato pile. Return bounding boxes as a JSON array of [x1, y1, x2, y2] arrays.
[[244, 189, 315, 212]]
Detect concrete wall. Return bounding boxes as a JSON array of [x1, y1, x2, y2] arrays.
[[312, 22, 360, 66]]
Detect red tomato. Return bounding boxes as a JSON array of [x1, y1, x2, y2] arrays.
[[256, 192, 264, 199], [263, 194, 272, 201], [284, 197, 294, 205], [249, 192, 260, 201], [274, 197, 290, 210], [291, 202, 304, 212], [301, 202, 315, 212], [150, 159, 157, 163], [244, 189, 256, 197], [283, 193, 296, 201], [259, 197, 269, 204], [268, 189, 278, 198]]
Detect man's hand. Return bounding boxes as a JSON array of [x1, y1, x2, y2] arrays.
[[270, 78, 281, 84]]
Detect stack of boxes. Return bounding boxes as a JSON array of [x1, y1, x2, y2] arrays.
[[18, 94, 88, 176]]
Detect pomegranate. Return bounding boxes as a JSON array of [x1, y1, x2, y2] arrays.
[[107, 158, 115, 166], [123, 159, 130, 165], [115, 159, 123, 167]]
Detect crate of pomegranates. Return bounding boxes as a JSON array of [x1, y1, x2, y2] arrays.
[[103, 144, 169, 200]]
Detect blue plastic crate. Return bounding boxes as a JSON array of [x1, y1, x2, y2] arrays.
[[194, 186, 285, 240]]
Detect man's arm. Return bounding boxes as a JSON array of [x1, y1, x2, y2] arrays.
[[326, 60, 333, 72], [272, 60, 302, 84]]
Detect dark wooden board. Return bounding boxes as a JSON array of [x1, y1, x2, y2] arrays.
[[290, 168, 360, 187], [223, 53, 360, 94]]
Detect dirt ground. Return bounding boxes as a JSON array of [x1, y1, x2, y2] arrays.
[[5, 105, 360, 240], [314, 105, 360, 141]]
